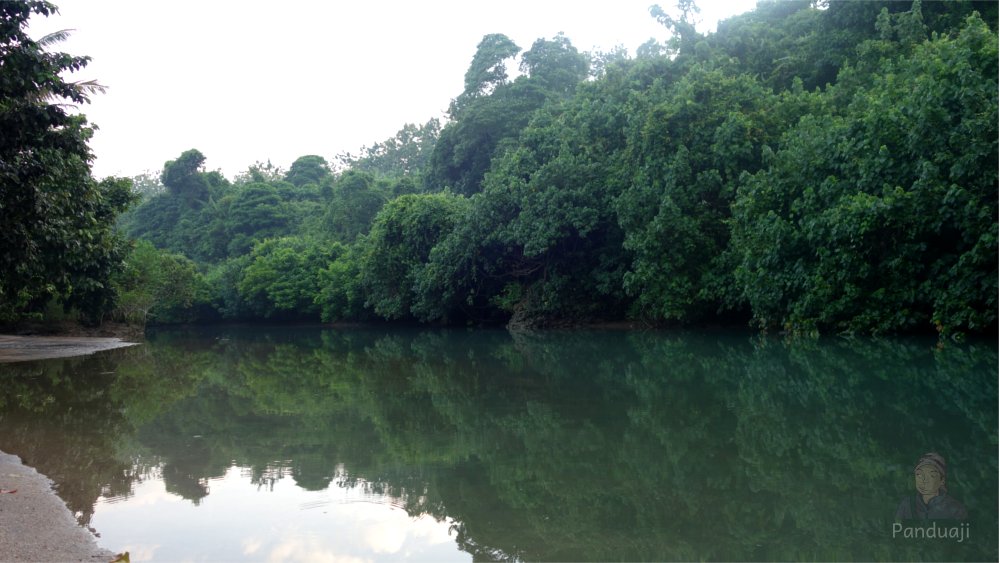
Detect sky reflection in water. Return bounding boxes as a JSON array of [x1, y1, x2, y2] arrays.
[[93, 465, 462, 562]]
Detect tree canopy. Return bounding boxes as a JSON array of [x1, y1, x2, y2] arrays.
[[40, 0, 997, 336], [0, 0, 136, 324]]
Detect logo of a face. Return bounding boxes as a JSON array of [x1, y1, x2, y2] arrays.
[[915, 463, 944, 497], [895, 452, 967, 521]]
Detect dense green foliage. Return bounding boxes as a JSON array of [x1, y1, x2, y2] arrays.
[[733, 11, 998, 335], [360, 193, 469, 319], [112, 0, 997, 335], [237, 236, 335, 319], [0, 1, 136, 324], [111, 239, 208, 324]]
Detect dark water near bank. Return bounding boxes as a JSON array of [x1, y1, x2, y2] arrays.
[[0, 326, 996, 561]]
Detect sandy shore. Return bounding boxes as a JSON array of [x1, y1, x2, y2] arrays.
[[0, 451, 115, 562], [0, 334, 138, 363]]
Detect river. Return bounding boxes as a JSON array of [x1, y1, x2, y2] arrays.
[[0, 325, 995, 561]]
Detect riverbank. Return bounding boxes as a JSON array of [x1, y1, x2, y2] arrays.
[[0, 334, 139, 363], [0, 451, 115, 562]]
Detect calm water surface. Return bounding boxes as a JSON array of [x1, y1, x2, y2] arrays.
[[0, 326, 996, 561]]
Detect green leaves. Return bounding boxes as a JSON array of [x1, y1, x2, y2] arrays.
[[519, 34, 590, 96], [360, 194, 468, 320], [92, 1, 998, 336], [112, 240, 208, 325], [237, 237, 333, 319], [283, 155, 330, 188], [339, 119, 440, 178], [161, 149, 208, 200], [0, 2, 142, 324], [614, 66, 782, 323], [460, 34, 521, 100], [224, 182, 291, 256], [322, 170, 387, 242], [732, 13, 998, 335]]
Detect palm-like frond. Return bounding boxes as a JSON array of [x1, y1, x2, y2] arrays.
[[32, 29, 107, 104], [70, 79, 107, 97], [38, 28, 74, 47]]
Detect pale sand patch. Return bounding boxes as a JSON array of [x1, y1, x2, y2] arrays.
[[0, 334, 138, 363], [0, 451, 115, 562]]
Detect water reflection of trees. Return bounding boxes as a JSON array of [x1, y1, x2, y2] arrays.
[[0, 345, 199, 526], [0, 328, 995, 561]]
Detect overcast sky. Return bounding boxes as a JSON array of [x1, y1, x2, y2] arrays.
[[29, 0, 758, 180]]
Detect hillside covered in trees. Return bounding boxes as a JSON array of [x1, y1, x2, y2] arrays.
[[4, 0, 997, 337]]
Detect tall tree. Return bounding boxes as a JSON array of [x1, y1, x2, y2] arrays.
[[322, 171, 387, 242], [360, 193, 468, 320], [284, 155, 330, 187], [0, 0, 135, 323], [426, 34, 589, 196], [519, 33, 590, 97], [337, 119, 441, 178], [162, 148, 210, 203], [460, 33, 521, 101]]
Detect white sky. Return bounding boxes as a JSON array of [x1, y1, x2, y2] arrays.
[[29, 0, 758, 180]]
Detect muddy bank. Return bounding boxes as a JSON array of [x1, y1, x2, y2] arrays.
[[0, 451, 114, 562], [0, 334, 139, 364]]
